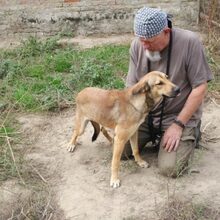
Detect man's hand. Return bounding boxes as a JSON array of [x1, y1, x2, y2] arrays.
[[162, 123, 183, 152], [161, 83, 207, 153]]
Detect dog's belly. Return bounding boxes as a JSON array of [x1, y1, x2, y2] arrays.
[[79, 101, 119, 129], [88, 113, 117, 129]]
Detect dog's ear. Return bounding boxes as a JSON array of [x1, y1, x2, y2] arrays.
[[147, 76, 158, 87], [132, 81, 150, 95]]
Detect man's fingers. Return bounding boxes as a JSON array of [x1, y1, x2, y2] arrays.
[[167, 139, 176, 152], [174, 139, 180, 151], [164, 138, 173, 151], [162, 136, 168, 148], [164, 138, 180, 152]]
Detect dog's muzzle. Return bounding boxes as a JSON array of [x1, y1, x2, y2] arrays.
[[164, 86, 181, 98]]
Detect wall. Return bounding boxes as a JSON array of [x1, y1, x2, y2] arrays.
[[0, 0, 199, 38]]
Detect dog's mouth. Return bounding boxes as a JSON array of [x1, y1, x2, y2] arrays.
[[163, 86, 181, 98]]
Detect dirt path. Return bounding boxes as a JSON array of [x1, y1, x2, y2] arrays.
[[0, 34, 134, 50], [16, 99, 220, 220]]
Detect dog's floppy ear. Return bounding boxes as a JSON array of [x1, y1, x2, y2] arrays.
[[147, 76, 158, 87], [132, 81, 150, 95]]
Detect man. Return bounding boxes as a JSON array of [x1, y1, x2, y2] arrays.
[[123, 7, 212, 177]]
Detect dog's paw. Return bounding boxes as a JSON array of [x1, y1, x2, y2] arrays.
[[110, 178, 121, 188], [137, 160, 149, 168], [67, 144, 76, 152]]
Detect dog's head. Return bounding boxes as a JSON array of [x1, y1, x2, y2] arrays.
[[132, 71, 180, 102]]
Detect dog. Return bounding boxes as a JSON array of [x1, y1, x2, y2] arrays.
[[67, 71, 180, 188]]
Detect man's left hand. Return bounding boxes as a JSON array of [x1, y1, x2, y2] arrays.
[[162, 123, 183, 152]]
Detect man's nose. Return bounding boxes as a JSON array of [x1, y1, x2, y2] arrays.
[[142, 42, 150, 49]]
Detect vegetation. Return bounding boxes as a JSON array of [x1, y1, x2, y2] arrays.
[[0, 37, 129, 219], [0, 32, 219, 218], [0, 118, 20, 181], [0, 37, 129, 112], [156, 196, 220, 220], [200, 0, 220, 92]]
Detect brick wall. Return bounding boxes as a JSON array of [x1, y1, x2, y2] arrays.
[[0, 0, 199, 38]]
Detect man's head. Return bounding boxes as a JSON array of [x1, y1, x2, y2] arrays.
[[134, 7, 171, 61]]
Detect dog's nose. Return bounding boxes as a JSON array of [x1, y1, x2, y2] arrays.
[[174, 86, 180, 95], [168, 86, 180, 98]]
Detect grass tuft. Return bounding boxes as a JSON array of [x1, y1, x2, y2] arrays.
[[156, 196, 220, 220]]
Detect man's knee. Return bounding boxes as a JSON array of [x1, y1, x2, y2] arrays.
[[158, 150, 190, 178], [158, 156, 177, 177], [158, 127, 195, 177], [158, 162, 188, 178]]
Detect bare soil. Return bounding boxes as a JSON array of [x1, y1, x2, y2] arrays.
[[1, 36, 220, 220], [13, 98, 220, 220]]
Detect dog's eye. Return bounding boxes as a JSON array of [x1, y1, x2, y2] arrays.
[[156, 81, 164, 85]]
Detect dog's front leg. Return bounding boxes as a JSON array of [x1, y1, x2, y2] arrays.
[[130, 131, 149, 168], [110, 135, 126, 188]]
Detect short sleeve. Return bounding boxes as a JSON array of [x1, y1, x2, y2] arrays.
[[126, 39, 139, 87], [186, 34, 213, 88]]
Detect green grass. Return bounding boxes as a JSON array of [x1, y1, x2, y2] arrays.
[[0, 37, 129, 112], [1, 35, 219, 112], [0, 118, 22, 182]]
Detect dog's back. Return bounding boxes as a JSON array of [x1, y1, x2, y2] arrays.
[[76, 87, 124, 129]]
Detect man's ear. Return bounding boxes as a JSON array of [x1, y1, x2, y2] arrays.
[[132, 81, 150, 95]]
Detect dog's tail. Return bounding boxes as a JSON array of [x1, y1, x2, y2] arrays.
[[90, 121, 100, 142]]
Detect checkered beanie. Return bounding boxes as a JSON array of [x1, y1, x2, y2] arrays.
[[134, 7, 168, 39]]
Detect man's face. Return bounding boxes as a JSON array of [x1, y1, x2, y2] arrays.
[[139, 28, 170, 62], [139, 30, 168, 52]]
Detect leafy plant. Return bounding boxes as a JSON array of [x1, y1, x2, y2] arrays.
[[0, 37, 129, 111]]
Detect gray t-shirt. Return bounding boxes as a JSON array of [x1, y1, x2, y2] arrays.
[[126, 28, 213, 129]]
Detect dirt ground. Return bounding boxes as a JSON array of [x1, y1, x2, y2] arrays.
[[1, 36, 220, 220], [16, 99, 220, 220]]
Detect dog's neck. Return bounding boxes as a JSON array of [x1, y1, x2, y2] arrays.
[[128, 100, 146, 114], [145, 93, 161, 110], [144, 93, 158, 111], [129, 92, 156, 115]]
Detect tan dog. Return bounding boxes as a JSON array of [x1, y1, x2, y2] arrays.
[[67, 71, 179, 188]]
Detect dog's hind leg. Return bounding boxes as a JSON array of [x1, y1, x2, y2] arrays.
[[129, 131, 149, 168], [67, 110, 88, 152], [90, 122, 113, 143], [101, 127, 113, 143]]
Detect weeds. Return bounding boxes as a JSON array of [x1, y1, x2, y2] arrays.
[[200, 0, 220, 91], [156, 196, 220, 220], [0, 109, 61, 219], [154, 170, 220, 220], [0, 112, 22, 183], [0, 37, 129, 112]]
